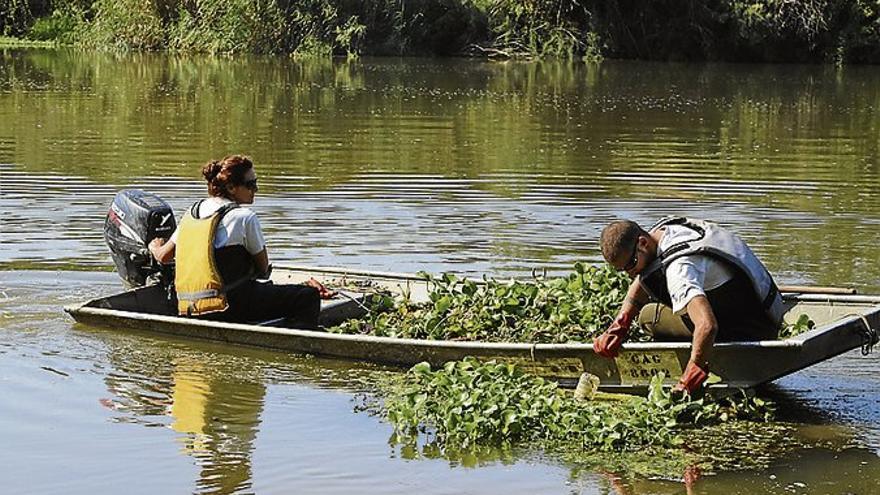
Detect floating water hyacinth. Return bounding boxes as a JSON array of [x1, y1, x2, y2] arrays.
[[380, 358, 776, 451], [330, 262, 638, 343], [330, 263, 818, 343]]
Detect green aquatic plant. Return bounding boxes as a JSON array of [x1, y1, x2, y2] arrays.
[[382, 358, 775, 452], [331, 263, 823, 346], [0, 36, 58, 48], [779, 313, 816, 338], [330, 262, 636, 343]]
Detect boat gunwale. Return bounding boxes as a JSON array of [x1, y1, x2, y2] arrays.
[[67, 304, 871, 352], [64, 264, 880, 351]]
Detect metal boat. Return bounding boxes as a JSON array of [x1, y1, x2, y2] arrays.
[[64, 265, 879, 393]]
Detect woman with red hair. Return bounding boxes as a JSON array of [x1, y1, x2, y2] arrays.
[[149, 154, 332, 328]]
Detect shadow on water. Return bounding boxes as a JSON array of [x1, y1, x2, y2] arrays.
[[98, 344, 266, 494], [72, 304, 397, 494]]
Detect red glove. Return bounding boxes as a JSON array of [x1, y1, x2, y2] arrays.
[[593, 311, 634, 358], [306, 277, 337, 299], [674, 361, 709, 395]]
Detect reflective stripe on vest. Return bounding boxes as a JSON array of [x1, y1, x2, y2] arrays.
[[175, 201, 238, 316], [637, 217, 784, 326]]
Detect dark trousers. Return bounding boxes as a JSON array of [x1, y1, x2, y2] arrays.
[[704, 274, 778, 341], [640, 274, 779, 342], [207, 281, 321, 329]]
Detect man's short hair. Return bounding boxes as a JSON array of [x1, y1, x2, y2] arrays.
[[600, 220, 646, 263]]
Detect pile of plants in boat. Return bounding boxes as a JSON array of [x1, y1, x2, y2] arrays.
[[330, 262, 819, 343], [379, 358, 774, 453], [329, 262, 637, 343]]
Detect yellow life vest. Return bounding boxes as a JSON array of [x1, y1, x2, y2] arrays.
[[175, 201, 239, 316]]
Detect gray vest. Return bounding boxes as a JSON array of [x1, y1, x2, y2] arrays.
[[638, 217, 784, 326]]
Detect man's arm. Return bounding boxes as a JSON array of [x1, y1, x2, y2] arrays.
[[684, 294, 717, 367], [672, 294, 716, 394], [621, 277, 650, 318]]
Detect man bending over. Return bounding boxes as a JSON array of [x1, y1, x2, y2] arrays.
[[593, 217, 783, 394]]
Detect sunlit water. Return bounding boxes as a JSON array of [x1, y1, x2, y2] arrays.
[[1, 49, 879, 494]]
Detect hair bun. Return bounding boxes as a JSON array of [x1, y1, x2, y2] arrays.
[[201, 160, 221, 181]]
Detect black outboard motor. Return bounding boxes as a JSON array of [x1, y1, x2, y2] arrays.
[[104, 189, 176, 288]]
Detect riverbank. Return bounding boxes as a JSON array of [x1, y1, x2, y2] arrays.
[[3, 1, 880, 63], [0, 35, 60, 48]]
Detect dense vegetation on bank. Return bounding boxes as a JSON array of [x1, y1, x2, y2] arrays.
[[3, 0, 880, 63]]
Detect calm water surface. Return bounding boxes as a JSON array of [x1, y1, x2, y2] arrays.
[[1, 49, 879, 494]]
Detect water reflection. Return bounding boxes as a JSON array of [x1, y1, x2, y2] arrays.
[[2, 49, 879, 291], [2, 271, 879, 494], [2, 48, 880, 493], [86, 310, 393, 494], [169, 361, 262, 494], [99, 342, 266, 493]]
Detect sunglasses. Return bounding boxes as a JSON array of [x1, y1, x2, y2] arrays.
[[243, 178, 258, 190], [621, 237, 640, 272]]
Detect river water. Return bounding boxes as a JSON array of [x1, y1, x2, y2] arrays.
[[1, 48, 878, 494]]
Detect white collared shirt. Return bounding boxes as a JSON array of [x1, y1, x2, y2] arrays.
[[170, 197, 265, 255], [659, 224, 735, 313]]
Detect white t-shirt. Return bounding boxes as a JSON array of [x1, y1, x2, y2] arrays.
[[171, 197, 266, 255], [657, 224, 735, 313]]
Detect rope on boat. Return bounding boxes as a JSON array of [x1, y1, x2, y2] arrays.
[[336, 291, 373, 313], [845, 313, 878, 356]]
